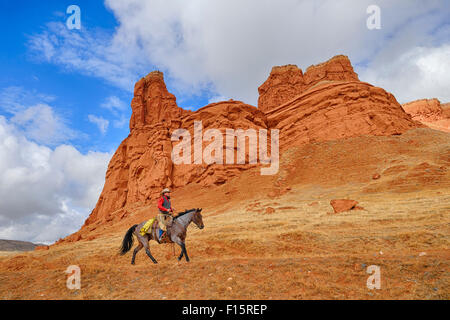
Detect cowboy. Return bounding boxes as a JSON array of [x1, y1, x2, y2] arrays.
[[157, 188, 174, 241]]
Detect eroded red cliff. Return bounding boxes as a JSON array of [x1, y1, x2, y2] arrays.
[[402, 98, 450, 133], [258, 55, 359, 112], [60, 55, 425, 243]]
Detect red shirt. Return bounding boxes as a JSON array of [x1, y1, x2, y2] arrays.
[[158, 195, 172, 213]]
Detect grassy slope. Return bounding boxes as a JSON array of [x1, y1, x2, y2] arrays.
[[0, 128, 449, 300]]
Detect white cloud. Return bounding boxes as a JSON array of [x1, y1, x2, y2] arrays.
[[11, 104, 79, 145], [28, 0, 450, 106], [100, 95, 127, 115], [0, 86, 56, 113], [88, 114, 109, 134], [208, 95, 229, 104], [100, 96, 129, 129], [360, 44, 450, 103], [0, 116, 111, 244], [0, 87, 82, 146], [112, 115, 128, 129], [27, 22, 148, 91]]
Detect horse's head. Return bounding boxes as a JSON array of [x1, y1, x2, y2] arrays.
[[193, 208, 204, 229]]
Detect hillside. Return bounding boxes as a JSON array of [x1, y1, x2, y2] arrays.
[[402, 98, 450, 133], [58, 55, 422, 237], [0, 239, 42, 252], [0, 55, 448, 300]]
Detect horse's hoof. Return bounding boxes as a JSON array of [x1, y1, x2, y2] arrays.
[[153, 260, 158, 264]]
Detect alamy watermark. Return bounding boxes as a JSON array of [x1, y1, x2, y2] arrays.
[[66, 5, 81, 30], [66, 265, 81, 290], [366, 265, 381, 289], [367, 5, 381, 30], [171, 121, 279, 175]]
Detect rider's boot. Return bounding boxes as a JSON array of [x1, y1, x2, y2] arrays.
[[159, 229, 165, 242]]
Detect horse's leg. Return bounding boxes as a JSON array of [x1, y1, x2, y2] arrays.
[[171, 230, 184, 260], [131, 242, 143, 265], [173, 237, 189, 262], [181, 243, 189, 262], [169, 233, 184, 261], [142, 236, 158, 264]]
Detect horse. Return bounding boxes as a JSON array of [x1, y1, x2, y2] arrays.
[[119, 208, 204, 264]]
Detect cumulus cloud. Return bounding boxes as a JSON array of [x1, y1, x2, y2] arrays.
[[100, 96, 128, 129], [101, 96, 127, 115], [27, 21, 148, 91], [360, 44, 450, 103], [208, 95, 230, 104], [11, 104, 80, 145], [0, 87, 81, 146], [88, 114, 109, 134], [0, 87, 111, 243], [0, 116, 111, 244], [0, 86, 56, 114]]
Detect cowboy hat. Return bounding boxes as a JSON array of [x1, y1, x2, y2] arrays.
[[161, 188, 171, 195]]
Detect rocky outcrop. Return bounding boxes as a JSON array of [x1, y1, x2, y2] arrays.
[[303, 55, 359, 85], [264, 81, 422, 149], [258, 65, 306, 114], [330, 199, 363, 213], [402, 99, 443, 122], [35, 245, 49, 251], [258, 55, 359, 112], [442, 103, 450, 118], [129, 71, 190, 130], [258, 55, 418, 149], [84, 96, 269, 226], [402, 99, 450, 133], [65, 55, 424, 240]]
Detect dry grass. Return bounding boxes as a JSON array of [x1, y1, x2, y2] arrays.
[[0, 185, 448, 300], [0, 128, 449, 299]]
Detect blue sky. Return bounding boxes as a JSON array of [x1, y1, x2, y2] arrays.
[[1, 1, 133, 154], [0, 0, 448, 243], [0, 1, 213, 155]]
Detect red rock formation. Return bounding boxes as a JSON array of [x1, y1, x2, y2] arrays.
[[264, 81, 421, 149], [84, 97, 268, 226], [63, 55, 425, 242], [258, 55, 359, 112], [330, 199, 363, 213], [303, 55, 359, 85], [442, 103, 450, 118], [35, 245, 49, 251], [129, 71, 189, 130], [258, 65, 306, 113], [402, 99, 450, 133], [402, 99, 443, 122]]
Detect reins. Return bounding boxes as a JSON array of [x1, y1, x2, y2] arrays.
[[173, 208, 196, 220]]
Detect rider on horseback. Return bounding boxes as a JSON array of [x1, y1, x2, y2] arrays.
[[157, 188, 174, 241]]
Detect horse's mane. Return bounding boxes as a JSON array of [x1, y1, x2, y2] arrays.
[[173, 208, 196, 219]]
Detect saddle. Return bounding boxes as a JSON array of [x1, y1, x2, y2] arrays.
[[139, 217, 172, 243]]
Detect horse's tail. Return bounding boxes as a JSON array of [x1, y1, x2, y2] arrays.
[[120, 224, 137, 255]]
